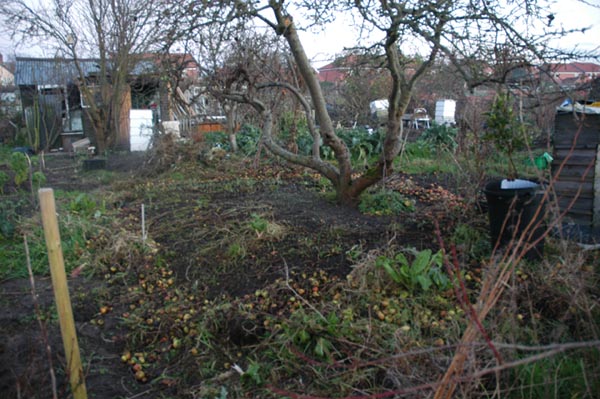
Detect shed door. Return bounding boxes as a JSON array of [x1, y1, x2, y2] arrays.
[[130, 109, 154, 151]]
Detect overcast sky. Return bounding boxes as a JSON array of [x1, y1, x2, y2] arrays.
[[1, 1, 598, 67], [298, 1, 600, 68]]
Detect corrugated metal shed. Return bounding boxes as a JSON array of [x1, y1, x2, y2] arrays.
[[15, 57, 102, 86], [552, 112, 600, 239]]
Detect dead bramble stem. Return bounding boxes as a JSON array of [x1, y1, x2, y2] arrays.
[[281, 257, 327, 323], [434, 220, 502, 362], [24, 235, 58, 399], [433, 219, 509, 399]]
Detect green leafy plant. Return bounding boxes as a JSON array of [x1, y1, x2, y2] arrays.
[[313, 336, 334, 359], [68, 193, 103, 216], [32, 171, 46, 189], [0, 170, 8, 194], [319, 128, 383, 167], [376, 248, 450, 292], [249, 213, 268, 237], [451, 223, 490, 261], [10, 152, 29, 186], [419, 123, 458, 154], [203, 132, 229, 150], [0, 200, 19, 240], [237, 124, 261, 155], [359, 189, 414, 215], [227, 242, 247, 260], [0, 207, 98, 279], [170, 171, 185, 181], [241, 360, 263, 386], [281, 309, 346, 363], [484, 91, 528, 179]]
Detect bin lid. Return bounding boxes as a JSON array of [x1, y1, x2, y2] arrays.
[[500, 179, 538, 189]]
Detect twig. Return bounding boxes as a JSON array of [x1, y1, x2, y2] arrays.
[[24, 153, 35, 206], [450, 245, 502, 363], [281, 257, 327, 323], [125, 388, 155, 399], [40, 150, 46, 170], [24, 235, 58, 399], [434, 220, 502, 362], [433, 218, 513, 399]]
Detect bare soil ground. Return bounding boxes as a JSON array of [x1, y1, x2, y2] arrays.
[[0, 152, 478, 399], [0, 153, 149, 399]]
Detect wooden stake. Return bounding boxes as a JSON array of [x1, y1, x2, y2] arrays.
[[141, 203, 147, 242], [39, 188, 88, 399]]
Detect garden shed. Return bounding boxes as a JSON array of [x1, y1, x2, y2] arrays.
[[552, 109, 600, 240], [15, 57, 100, 151]]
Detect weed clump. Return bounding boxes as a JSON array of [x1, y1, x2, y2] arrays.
[[359, 189, 415, 215]]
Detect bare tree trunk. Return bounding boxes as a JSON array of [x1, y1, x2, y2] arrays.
[[115, 84, 131, 151], [160, 80, 174, 122], [225, 103, 238, 153], [288, 105, 299, 154], [271, 9, 353, 198]]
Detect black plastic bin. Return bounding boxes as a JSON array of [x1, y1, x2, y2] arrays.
[[483, 179, 545, 261]]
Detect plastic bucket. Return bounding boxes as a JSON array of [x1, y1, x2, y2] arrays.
[[483, 179, 545, 261]]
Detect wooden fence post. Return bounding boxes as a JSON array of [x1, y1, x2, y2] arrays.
[[39, 188, 88, 399]]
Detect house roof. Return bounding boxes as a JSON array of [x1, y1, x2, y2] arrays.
[[318, 66, 348, 83], [318, 55, 364, 83], [135, 52, 199, 75], [546, 62, 600, 74], [15, 57, 101, 86]]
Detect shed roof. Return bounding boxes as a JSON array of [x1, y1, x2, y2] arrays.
[[15, 57, 101, 86], [15, 54, 200, 87]]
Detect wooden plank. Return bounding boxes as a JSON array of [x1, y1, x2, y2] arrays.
[[197, 122, 225, 132], [552, 166, 595, 180], [553, 148, 597, 158], [557, 196, 594, 212], [552, 153, 596, 170], [39, 188, 88, 399], [564, 211, 593, 223], [553, 138, 599, 149], [551, 113, 599, 229], [555, 113, 600, 142], [566, 210, 593, 219], [553, 181, 594, 197]]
